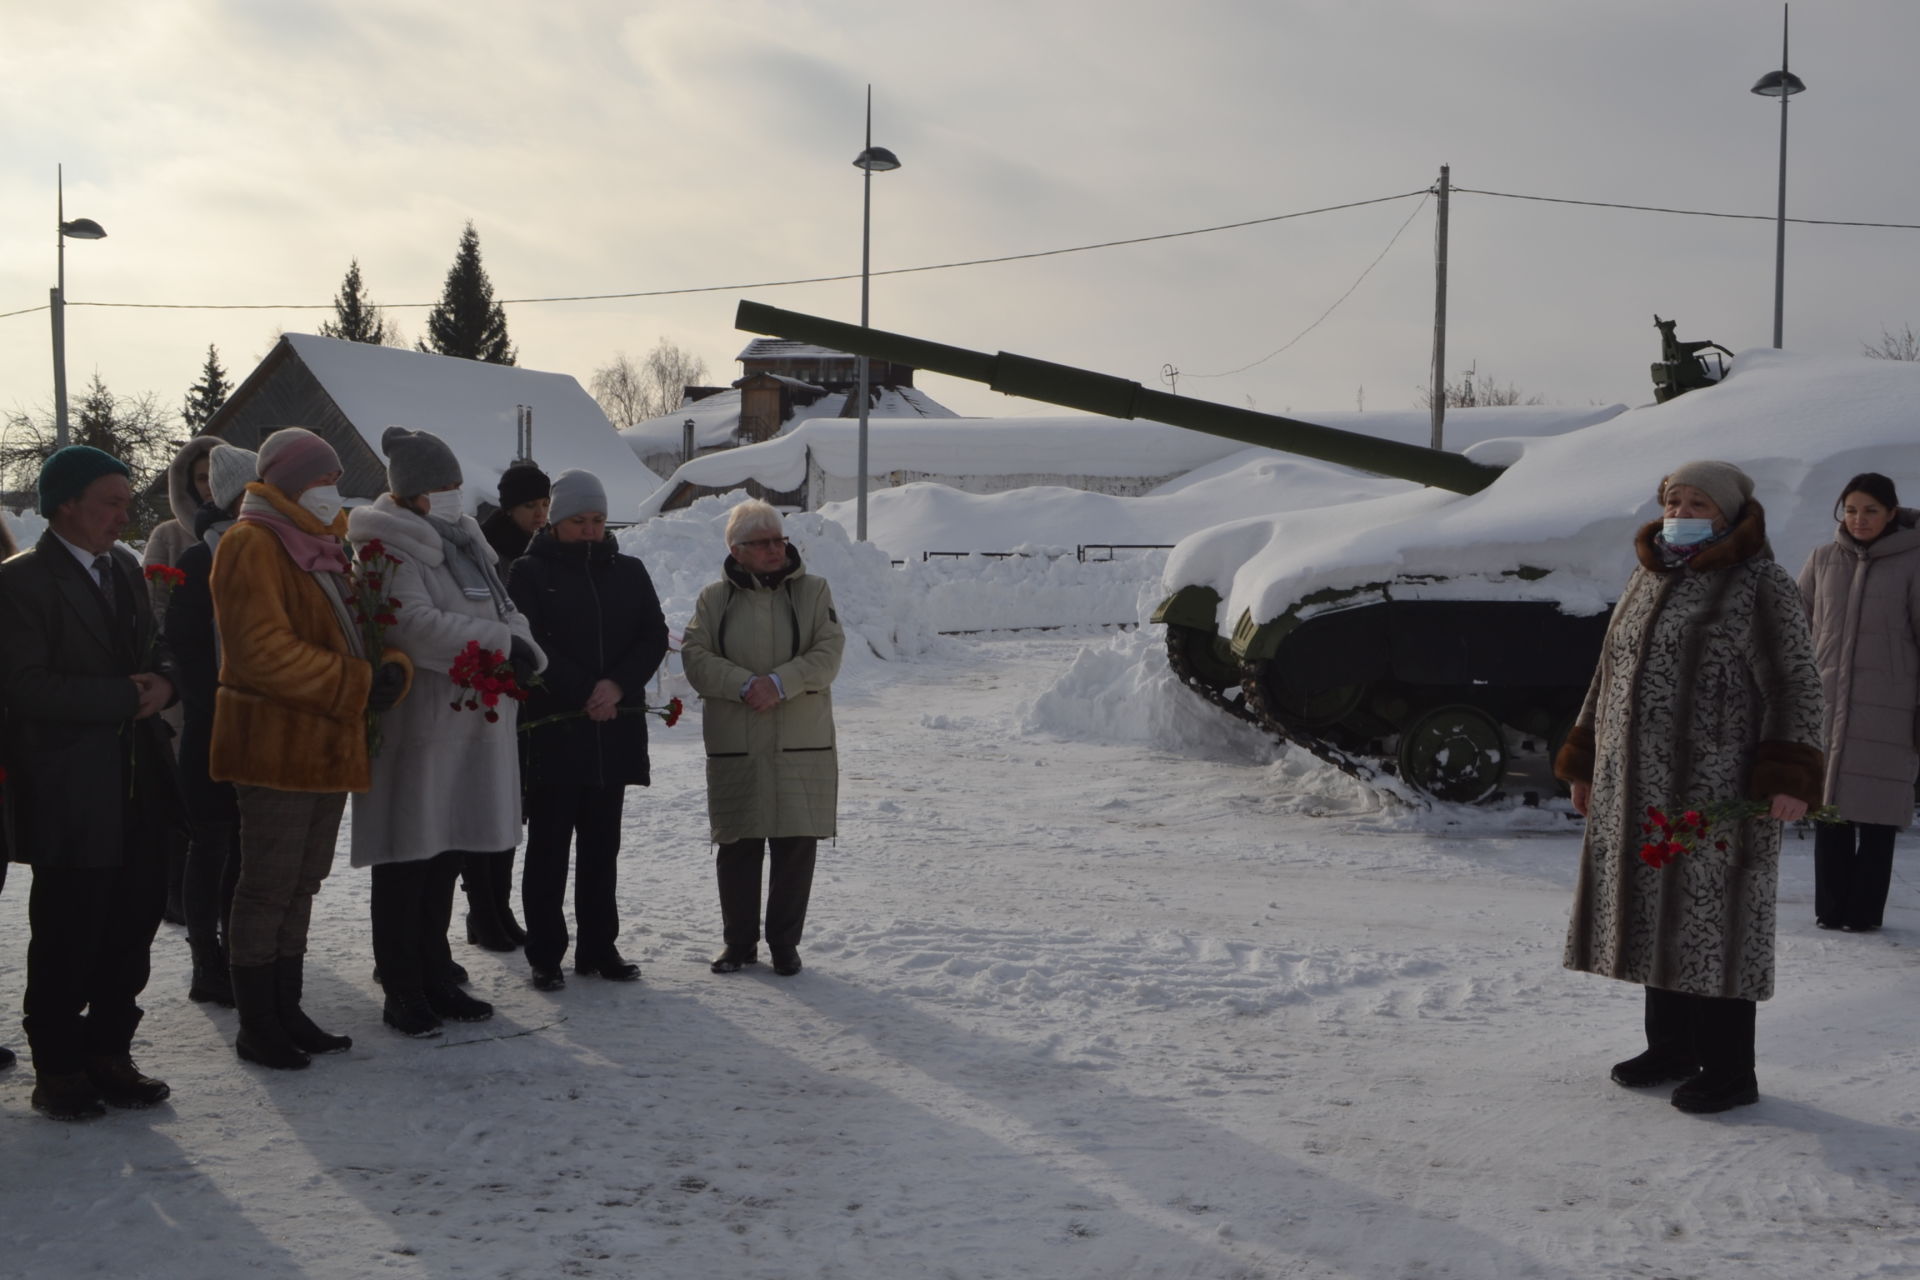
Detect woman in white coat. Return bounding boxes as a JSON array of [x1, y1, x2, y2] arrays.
[[347, 429, 544, 1037]]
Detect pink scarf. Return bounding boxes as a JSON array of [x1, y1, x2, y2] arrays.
[[237, 492, 350, 573]]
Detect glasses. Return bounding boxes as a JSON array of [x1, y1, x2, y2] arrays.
[[736, 536, 788, 550]]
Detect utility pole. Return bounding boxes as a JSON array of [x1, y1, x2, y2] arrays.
[[1429, 164, 1450, 451]]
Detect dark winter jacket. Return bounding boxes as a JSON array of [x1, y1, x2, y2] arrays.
[[0, 531, 184, 868], [482, 508, 534, 580], [508, 531, 670, 790], [166, 503, 239, 823]]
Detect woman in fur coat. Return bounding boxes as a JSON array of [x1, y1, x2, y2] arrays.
[[1797, 472, 1920, 932], [1555, 460, 1823, 1115], [346, 429, 544, 1037]]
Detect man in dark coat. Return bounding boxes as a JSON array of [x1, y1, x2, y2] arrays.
[[0, 446, 185, 1120]]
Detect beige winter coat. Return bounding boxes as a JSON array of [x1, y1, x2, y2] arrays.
[[1797, 512, 1920, 827], [682, 549, 843, 843], [1554, 504, 1824, 1002]]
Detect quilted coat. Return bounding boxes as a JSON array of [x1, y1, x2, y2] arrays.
[[345, 496, 544, 868], [210, 482, 411, 795], [1796, 511, 1920, 827], [1554, 503, 1824, 1001], [681, 547, 843, 844]]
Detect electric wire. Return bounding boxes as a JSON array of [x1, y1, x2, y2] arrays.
[[1453, 186, 1920, 230]]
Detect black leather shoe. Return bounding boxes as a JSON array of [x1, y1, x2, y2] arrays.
[[1671, 1071, 1759, 1114], [531, 966, 566, 992], [382, 994, 444, 1039], [1610, 1049, 1699, 1088], [32, 1073, 106, 1121], [425, 983, 494, 1022], [0, 1045, 15, 1071], [86, 1055, 172, 1108], [466, 912, 518, 953], [770, 945, 802, 977], [710, 946, 757, 974], [576, 953, 641, 982]]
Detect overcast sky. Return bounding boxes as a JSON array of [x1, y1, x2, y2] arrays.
[[5, 0, 1917, 449]]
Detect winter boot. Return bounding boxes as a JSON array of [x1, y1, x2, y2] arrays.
[[424, 982, 494, 1023], [1612, 986, 1698, 1087], [188, 936, 235, 1007], [381, 990, 444, 1038], [231, 964, 311, 1070], [462, 853, 519, 951], [276, 956, 352, 1055], [491, 849, 527, 946]]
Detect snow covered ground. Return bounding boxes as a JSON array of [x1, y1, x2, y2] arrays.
[[2, 630, 1914, 1280]]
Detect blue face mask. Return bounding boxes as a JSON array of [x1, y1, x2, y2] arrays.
[[1662, 517, 1715, 546]]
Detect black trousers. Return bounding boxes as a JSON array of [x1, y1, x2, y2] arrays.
[[370, 852, 462, 996], [523, 784, 626, 971], [716, 837, 817, 950], [183, 818, 240, 955], [1813, 820, 1896, 929], [1644, 985, 1756, 1080], [22, 828, 168, 1075]]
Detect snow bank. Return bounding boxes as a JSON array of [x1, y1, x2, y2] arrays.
[[1, 507, 45, 549]]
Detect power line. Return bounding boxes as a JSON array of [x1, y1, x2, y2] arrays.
[[1453, 186, 1920, 230], [3, 190, 1433, 320], [1185, 193, 1432, 379]]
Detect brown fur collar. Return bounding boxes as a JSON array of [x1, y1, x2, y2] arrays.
[[1633, 500, 1771, 573]]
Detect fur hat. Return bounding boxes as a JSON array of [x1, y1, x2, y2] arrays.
[[37, 445, 131, 516], [257, 427, 341, 495], [1661, 460, 1754, 524], [547, 470, 608, 525], [497, 462, 550, 510], [381, 427, 462, 498], [207, 444, 260, 511]]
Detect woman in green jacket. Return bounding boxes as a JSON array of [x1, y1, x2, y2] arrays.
[[682, 500, 844, 978]]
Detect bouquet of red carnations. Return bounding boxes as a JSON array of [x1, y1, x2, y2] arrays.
[[1638, 798, 1837, 869], [448, 639, 533, 724], [350, 539, 405, 754]]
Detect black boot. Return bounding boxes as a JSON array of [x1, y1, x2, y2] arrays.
[[462, 854, 517, 951], [1612, 986, 1698, 1087], [491, 849, 527, 946], [1672, 995, 1758, 1114], [189, 937, 235, 1007], [231, 964, 311, 1071], [382, 990, 443, 1038], [276, 956, 352, 1055], [424, 982, 494, 1022]]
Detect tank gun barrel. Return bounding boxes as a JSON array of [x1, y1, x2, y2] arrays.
[[735, 301, 1505, 495]]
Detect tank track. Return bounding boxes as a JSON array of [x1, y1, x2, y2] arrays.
[[1161, 629, 1386, 787]]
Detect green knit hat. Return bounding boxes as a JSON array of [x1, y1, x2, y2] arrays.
[[38, 445, 131, 516]]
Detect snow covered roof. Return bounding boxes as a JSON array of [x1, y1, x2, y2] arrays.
[[621, 383, 962, 456], [280, 334, 662, 517], [633, 404, 1621, 519], [735, 338, 859, 363]]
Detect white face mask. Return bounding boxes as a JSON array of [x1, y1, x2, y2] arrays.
[[426, 489, 465, 522], [1662, 517, 1715, 546], [299, 485, 343, 525]]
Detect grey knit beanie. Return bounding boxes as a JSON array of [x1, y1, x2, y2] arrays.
[[207, 444, 259, 510], [1661, 460, 1754, 523], [548, 469, 608, 524], [381, 426, 463, 497]]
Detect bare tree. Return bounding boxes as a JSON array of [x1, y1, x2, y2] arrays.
[[592, 338, 709, 427], [590, 353, 648, 429], [1417, 363, 1545, 409], [1863, 323, 1920, 362], [2, 374, 179, 536]]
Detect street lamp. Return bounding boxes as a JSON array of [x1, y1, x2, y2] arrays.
[[852, 86, 900, 543], [53, 164, 108, 449], [1751, 4, 1804, 350]]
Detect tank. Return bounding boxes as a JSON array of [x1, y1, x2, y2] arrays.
[[733, 303, 1889, 805]]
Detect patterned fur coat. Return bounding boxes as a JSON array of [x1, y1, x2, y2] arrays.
[[1554, 503, 1824, 1001]]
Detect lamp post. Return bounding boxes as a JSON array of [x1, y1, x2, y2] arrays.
[[1751, 4, 1804, 350], [852, 86, 900, 543], [52, 164, 108, 450]]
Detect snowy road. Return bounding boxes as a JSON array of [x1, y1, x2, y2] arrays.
[[2, 636, 1916, 1279]]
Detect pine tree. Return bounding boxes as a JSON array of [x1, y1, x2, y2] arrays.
[[419, 222, 515, 364], [318, 258, 397, 345], [181, 344, 231, 432]]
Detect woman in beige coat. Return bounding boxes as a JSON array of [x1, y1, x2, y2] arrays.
[[1797, 472, 1920, 932], [682, 500, 843, 978]]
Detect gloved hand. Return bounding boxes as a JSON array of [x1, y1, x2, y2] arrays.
[[508, 636, 538, 689], [367, 661, 408, 713]]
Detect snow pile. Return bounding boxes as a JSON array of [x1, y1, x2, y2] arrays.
[[1, 507, 45, 549]]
